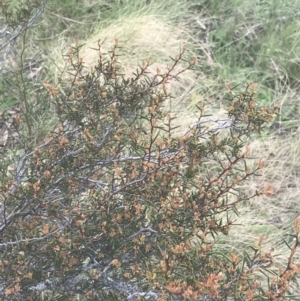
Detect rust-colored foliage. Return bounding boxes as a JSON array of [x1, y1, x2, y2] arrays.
[[0, 37, 298, 301]]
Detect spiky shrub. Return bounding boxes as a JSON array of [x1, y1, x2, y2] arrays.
[[1, 36, 300, 301]]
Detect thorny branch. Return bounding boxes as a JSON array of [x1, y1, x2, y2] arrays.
[[0, 113, 241, 300], [0, 37, 290, 300]]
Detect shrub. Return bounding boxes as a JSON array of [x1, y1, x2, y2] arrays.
[[1, 1, 300, 301]]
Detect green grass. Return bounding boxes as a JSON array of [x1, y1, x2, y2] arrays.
[[203, 0, 300, 98]]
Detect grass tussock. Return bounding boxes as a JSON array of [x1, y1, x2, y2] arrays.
[[49, 7, 211, 134], [218, 131, 300, 292]]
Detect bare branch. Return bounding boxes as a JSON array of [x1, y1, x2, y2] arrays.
[[0, 0, 50, 67]]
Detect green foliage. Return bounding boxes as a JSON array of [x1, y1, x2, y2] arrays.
[[0, 0, 48, 28]]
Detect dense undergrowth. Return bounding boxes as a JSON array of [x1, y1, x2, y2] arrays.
[[1, 0, 300, 300]]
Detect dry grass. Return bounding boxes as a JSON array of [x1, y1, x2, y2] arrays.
[[215, 127, 300, 292], [48, 10, 227, 135]]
